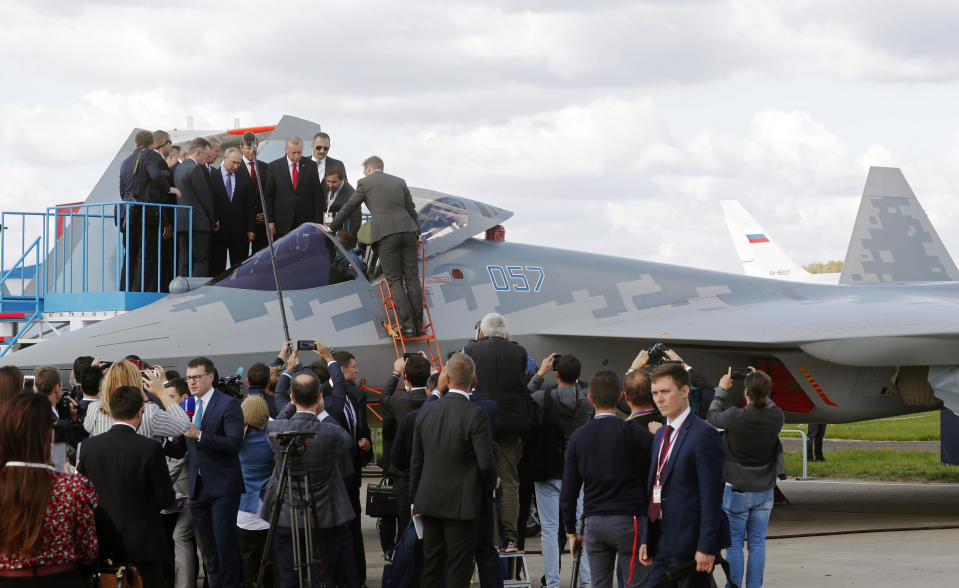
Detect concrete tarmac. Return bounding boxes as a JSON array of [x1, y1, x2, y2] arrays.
[[358, 477, 959, 587]]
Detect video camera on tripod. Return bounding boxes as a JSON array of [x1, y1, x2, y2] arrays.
[[255, 430, 318, 588]]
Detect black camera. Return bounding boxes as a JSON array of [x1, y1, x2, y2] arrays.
[[268, 430, 316, 454], [216, 375, 246, 399], [551, 354, 562, 370], [648, 342, 670, 365], [268, 431, 316, 441], [730, 368, 751, 380], [56, 394, 73, 421]]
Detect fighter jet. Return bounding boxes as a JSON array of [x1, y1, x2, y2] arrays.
[[4, 119, 959, 424]]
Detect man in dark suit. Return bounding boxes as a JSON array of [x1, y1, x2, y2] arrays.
[[329, 156, 422, 336], [308, 132, 347, 197], [78, 385, 176, 588], [264, 136, 324, 239], [209, 147, 256, 274], [639, 362, 729, 588], [261, 373, 358, 588], [411, 352, 498, 587], [151, 130, 179, 292], [173, 137, 216, 277], [323, 346, 373, 585], [324, 164, 361, 234], [468, 388, 503, 588], [118, 129, 174, 292], [239, 133, 270, 253], [183, 356, 245, 588], [378, 353, 431, 554], [390, 371, 440, 536]]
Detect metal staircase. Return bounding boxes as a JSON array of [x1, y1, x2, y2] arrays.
[[378, 245, 444, 372]]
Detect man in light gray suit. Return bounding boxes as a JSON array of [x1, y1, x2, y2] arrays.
[[173, 137, 216, 277], [262, 373, 358, 588], [328, 155, 423, 336]]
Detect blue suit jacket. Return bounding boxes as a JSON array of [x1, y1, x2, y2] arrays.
[[186, 389, 245, 498], [643, 411, 729, 560]]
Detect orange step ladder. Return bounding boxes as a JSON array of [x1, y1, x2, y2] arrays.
[[378, 245, 444, 372]]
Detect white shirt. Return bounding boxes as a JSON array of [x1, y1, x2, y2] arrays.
[[220, 167, 235, 200], [317, 410, 330, 422], [311, 155, 326, 182], [194, 387, 214, 428], [288, 157, 298, 183], [659, 405, 691, 469], [447, 388, 470, 400]]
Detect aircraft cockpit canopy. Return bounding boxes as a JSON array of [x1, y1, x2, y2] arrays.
[[209, 189, 512, 291]]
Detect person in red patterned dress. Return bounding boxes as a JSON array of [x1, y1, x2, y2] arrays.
[[0, 393, 98, 587]]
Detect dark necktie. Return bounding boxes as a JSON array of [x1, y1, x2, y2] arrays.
[[292, 162, 299, 190], [249, 161, 257, 185], [648, 424, 674, 522], [226, 173, 234, 202]]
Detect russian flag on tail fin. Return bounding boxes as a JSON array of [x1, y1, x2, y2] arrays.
[[746, 233, 769, 243]]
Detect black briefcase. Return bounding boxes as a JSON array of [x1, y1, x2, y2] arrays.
[[366, 477, 398, 518]]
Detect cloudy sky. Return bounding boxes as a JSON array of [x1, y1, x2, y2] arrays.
[[4, 0, 959, 274]]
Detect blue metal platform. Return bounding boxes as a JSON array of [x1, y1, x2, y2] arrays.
[[0, 201, 192, 355]]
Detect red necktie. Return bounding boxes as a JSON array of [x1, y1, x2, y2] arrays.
[[249, 161, 257, 185], [648, 425, 674, 522], [291, 162, 299, 190]]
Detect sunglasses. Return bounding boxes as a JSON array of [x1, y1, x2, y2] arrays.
[[314, 146, 330, 152]]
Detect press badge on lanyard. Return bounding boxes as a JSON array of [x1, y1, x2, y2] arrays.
[[653, 428, 677, 504]]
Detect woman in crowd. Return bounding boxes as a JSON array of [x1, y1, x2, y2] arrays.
[[239, 394, 273, 513], [0, 393, 98, 586], [237, 394, 275, 587], [0, 365, 24, 405], [83, 360, 189, 438]]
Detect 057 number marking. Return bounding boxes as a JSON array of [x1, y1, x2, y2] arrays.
[[487, 265, 545, 293]]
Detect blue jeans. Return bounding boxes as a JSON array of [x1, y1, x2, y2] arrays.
[[722, 486, 773, 588], [535, 480, 591, 588]]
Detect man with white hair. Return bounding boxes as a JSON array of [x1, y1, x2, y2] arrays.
[[464, 312, 534, 552]]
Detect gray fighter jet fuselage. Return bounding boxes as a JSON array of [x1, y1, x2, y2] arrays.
[[6, 209, 959, 424]]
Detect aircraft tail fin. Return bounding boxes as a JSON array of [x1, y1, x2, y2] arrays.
[[839, 167, 959, 284], [720, 200, 811, 281]]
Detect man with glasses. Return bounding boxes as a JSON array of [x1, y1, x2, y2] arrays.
[[183, 356, 245, 588], [309, 132, 347, 191]]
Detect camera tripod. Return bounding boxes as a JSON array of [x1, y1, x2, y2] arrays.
[[254, 431, 322, 588]]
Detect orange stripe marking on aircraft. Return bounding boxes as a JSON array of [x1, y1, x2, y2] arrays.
[[226, 125, 276, 135], [799, 367, 838, 406]]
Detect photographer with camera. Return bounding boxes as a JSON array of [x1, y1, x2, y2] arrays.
[[707, 368, 784, 588], [526, 353, 593, 588], [628, 344, 716, 418], [34, 366, 80, 464], [262, 372, 358, 588]]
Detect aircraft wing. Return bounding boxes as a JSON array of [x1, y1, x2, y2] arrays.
[[537, 285, 959, 366]]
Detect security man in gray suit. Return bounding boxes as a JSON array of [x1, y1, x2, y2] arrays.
[[328, 156, 423, 336], [411, 352, 498, 588], [262, 373, 358, 588], [173, 137, 216, 277]]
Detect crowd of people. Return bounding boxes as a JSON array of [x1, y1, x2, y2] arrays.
[[0, 311, 787, 588], [118, 130, 420, 300]]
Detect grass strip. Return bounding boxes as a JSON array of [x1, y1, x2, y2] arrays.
[[784, 449, 959, 482], [790, 411, 940, 441]]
